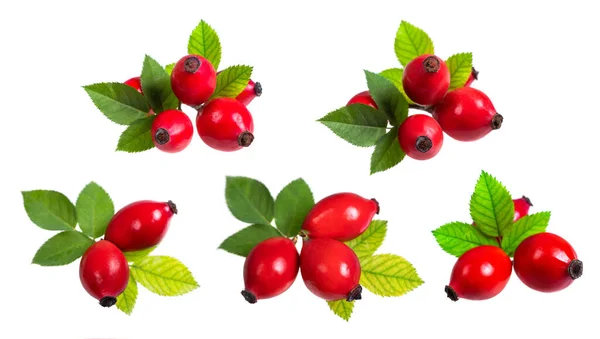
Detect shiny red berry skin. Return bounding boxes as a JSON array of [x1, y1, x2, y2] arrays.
[[514, 232, 583, 293], [300, 238, 362, 301], [241, 237, 300, 304], [151, 109, 193, 153], [171, 54, 216, 106], [513, 196, 532, 221], [196, 97, 255, 152], [347, 91, 378, 109], [398, 114, 443, 160], [79, 240, 129, 307], [301, 192, 379, 242], [445, 245, 512, 301], [124, 76, 143, 94], [236, 79, 262, 106], [402, 54, 450, 106], [104, 200, 177, 252]]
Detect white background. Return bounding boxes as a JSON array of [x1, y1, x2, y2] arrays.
[[1, 0, 598, 338]]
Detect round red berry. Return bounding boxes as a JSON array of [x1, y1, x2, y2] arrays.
[[398, 114, 443, 160], [171, 55, 216, 106], [347, 91, 378, 109], [196, 97, 254, 152], [236, 79, 262, 106], [513, 196, 532, 221], [402, 54, 450, 106], [151, 109, 193, 153]]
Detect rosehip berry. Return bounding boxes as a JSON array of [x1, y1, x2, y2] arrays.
[[104, 200, 177, 252], [464, 67, 479, 87], [171, 54, 216, 106], [196, 97, 254, 152], [445, 245, 512, 301], [79, 240, 129, 307], [513, 196, 532, 221], [432, 87, 503, 142], [402, 54, 450, 106], [300, 238, 362, 302], [398, 114, 443, 160], [301, 192, 379, 242], [513, 232, 583, 293], [236, 79, 262, 106], [347, 91, 378, 109], [151, 109, 193, 153], [241, 237, 300, 304], [124, 76, 142, 94]]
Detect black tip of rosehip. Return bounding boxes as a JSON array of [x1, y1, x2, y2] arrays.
[[347, 285, 363, 302], [99, 296, 117, 308], [522, 196, 533, 207], [238, 131, 254, 147], [491, 113, 504, 130], [371, 198, 380, 214], [254, 82, 262, 97], [167, 200, 178, 214], [423, 56, 441, 73], [568, 259, 583, 280], [445, 285, 459, 302], [416, 136, 433, 153], [241, 290, 257, 304], [471, 67, 479, 80], [154, 128, 170, 145], [184, 56, 201, 73]]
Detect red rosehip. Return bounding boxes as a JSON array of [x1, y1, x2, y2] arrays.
[[398, 114, 443, 160], [445, 245, 512, 301], [124, 76, 142, 94], [79, 240, 129, 307], [196, 97, 255, 152], [151, 109, 193, 153], [300, 238, 362, 302], [347, 91, 378, 109], [301, 192, 379, 242], [241, 237, 300, 304], [236, 79, 262, 106], [402, 54, 450, 106], [104, 200, 177, 252], [171, 55, 216, 106], [513, 232, 583, 293], [513, 196, 532, 221], [432, 87, 503, 142], [464, 67, 479, 87]]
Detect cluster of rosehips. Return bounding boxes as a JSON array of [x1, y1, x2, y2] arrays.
[[446, 197, 584, 301], [349, 54, 502, 160], [241, 193, 379, 303], [79, 200, 177, 307], [125, 55, 261, 153]]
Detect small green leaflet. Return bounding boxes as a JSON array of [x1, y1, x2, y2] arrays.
[[501, 212, 551, 256], [432, 221, 499, 257], [75, 182, 114, 239], [317, 104, 388, 147], [165, 63, 175, 75], [32, 231, 94, 266], [22, 190, 77, 231], [360, 254, 424, 297], [274, 179, 314, 237], [140, 55, 179, 113], [116, 115, 156, 153], [131, 256, 199, 296], [327, 299, 354, 321], [225, 176, 275, 225], [469, 171, 515, 237], [188, 20, 222, 70], [379, 68, 414, 104], [370, 127, 405, 175], [212, 65, 253, 99], [394, 21, 435, 67], [446, 53, 473, 90], [83, 83, 149, 125], [218, 224, 281, 257], [124, 246, 157, 263], [364, 70, 408, 126], [116, 273, 138, 315], [345, 220, 387, 261]]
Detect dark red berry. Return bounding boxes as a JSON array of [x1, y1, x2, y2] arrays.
[[514, 232, 582, 293], [398, 114, 443, 160], [300, 238, 362, 302], [196, 97, 254, 152], [79, 240, 129, 307], [104, 200, 177, 252], [445, 245, 512, 301], [171, 55, 216, 106], [236, 79, 262, 106], [124, 76, 142, 94], [301, 192, 379, 242], [241, 237, 300, 304], [402, 54, 450, 106], [151, 109, 193, 153], [347, 91, 378, 109], [464, 67, 479, 87]]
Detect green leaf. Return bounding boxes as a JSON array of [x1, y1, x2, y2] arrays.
[[345, 220, 387, 260], [364, 70, 408, 126], [140, 55, 178, 113], [380, 68, 414, 104], [317, 105, 388, 147], [75, 182, 114, 239], [116, 273, 138, 315], [394, 20, 435, 66], [446, 53, 473, 90], [360, 254, 424, 297], [469, 171, 515, 237], [218, 224, 281, 257], [83, 82, 150, 125], [131, 256, 199, 296], [165, 63, 175, 75], [432, 221, 499, 257], [501, 212, 551, 256], [188, 20, 222, 70], [124, 246, 157, 263], [212, 65, 253, 99], [225, 176, 275, 225], [116, 115, 156, 153], [22, 190, 77, 231], [370, 127, 405, 175], [327, 300, 354, 321], [274, 179, 314, 237], [32, 231, 94, 266]]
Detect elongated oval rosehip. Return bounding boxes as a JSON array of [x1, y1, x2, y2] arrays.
[[79, 240, 129, 307], [445, 245, 512, 301], [124, 76, 143, 94], [402, 54, 450, 106], [398, 114, 443, 160], [104, 200, 177, 252], [301, 192, 379, 242], [464, 67, 479, 87], [171, 54, 216, 106], [347, 91, 378, 109], [236, 79, 262, 106], [300, 238, 362, 301], [514, 232, 582, 293], [151, 109, 193, 153], [241, 237, 300, 304], [196, 97, 254, 152]]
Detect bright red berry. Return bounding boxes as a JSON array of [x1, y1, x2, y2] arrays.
[[241, 237, 300, 304], [301, 192, 379, 242], [402, 54, 450, 106], [171, 55, 216, 106], [104, 200, 177, 252], [124, 76, 143, 94], [300, 238, 362, 301], [398, 114, 443, 160], [196, 97, 255, 152], [513, 232, 583, 293], [513, 196, 532, 221], [79, 240, 129, 307], [464, 67, 479, 87], [445, 245, 513, 301], [236, 79, 262, 106], [151, 109, 193, 153], [347, 91, 378, 109]]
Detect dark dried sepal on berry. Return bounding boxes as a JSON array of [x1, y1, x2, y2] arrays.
[[346, 285, 363, 302], [99, 296, 117, 307], [238, 131, 255, 147], [568, 259, 583, 280], [491, 114, 504, 130], [241, 290, 257, 304], [445, 285, 458, 302], [254, 82, 263, 97]]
